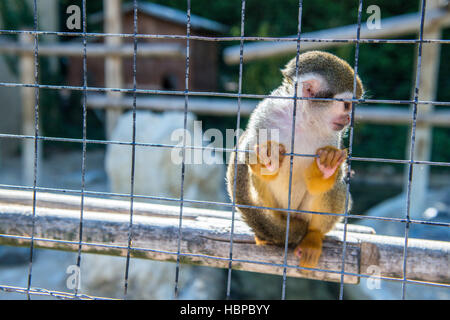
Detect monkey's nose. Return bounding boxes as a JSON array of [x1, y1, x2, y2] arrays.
[[345, 114, 350, 123], [332, 115, 350, 131], [338, 114, 350, 125]]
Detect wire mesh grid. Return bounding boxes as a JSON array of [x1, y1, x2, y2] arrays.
[[0, 0, 448, 300]]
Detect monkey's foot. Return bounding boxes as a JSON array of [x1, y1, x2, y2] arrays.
[[316, 146, 347, 179], [252, 140, 286, 176], [294, 231, 324, 271], [254, 235, 272, 246]]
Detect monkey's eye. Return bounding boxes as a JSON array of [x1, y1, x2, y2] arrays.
[[344, 102, 351, 111]]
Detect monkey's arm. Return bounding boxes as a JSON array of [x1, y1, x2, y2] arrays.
[[296, 146, 348, 269], [304, 146, 347, 195]]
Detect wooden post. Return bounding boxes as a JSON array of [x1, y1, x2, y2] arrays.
[[19, 33, 41, 186], [407, 0, 443, 218], [104, 0, 123, 139], [37, 0, 59, 73]]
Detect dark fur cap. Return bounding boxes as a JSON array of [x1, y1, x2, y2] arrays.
[[282, 51, 364, 98]]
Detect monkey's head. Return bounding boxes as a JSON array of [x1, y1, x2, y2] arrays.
[[282, 51, 363, 134]]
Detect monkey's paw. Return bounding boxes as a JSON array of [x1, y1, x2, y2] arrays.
[[254, 235, 272, 246], [253, 140, 286, 176], [294, 231, 323, 271], [316, 146, 347, 179]]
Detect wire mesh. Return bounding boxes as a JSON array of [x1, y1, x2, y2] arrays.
[[339, 0, 364, 300], [123, 0, 139, 299], [0, 0, 448, 301], [225, 0, 247, 300]]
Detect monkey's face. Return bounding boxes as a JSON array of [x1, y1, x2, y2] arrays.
[[303, 91, 352, 135], [328, 92, 352, 131]]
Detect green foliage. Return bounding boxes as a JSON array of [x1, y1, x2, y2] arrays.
[[0, 0, 33, 75], [0, 0, 33, 30]]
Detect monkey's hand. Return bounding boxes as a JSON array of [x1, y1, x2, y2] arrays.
[[250, 140, 286, 178], [304, 146, 347, 195]]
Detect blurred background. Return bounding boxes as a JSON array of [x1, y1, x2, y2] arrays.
[[0, 0, 448, 300]]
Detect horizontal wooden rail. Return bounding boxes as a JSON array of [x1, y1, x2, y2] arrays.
[[0, 189, 448, 285], [86, 94, 450, 126], [0, 39, 185, 58], [223, 6, 450, 64]]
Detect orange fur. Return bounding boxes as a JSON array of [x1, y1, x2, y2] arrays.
[[295, 230, 324, 269], [303, 146, 344, 195], [249, 140, 286, 180], [254, 235, 272, 246]]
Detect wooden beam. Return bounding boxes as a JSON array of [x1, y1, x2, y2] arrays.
[[87, 94, 256, 116], [86, 94, 450, 126], [223, 7, 450, 64], [0, 189, 375, 234], [0, 40, 185, 58], [0, 201, 360, 284], [0, 189, 448, 285]]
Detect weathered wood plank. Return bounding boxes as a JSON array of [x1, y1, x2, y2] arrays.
[[0, 202, 360, 284], [0, 189, 375, 234], [359, 233, 449, 285], [0, 189, 448, 284]]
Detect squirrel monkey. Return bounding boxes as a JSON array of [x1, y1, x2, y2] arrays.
[[226, 51, 363, 269]]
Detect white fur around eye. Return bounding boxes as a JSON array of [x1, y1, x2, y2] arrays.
[[334, 91, 353, 100]]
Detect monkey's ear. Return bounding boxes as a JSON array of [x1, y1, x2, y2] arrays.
[[281, 58, 296, 82], [301, 79, 321, 98], [281, 68, 293, 84]]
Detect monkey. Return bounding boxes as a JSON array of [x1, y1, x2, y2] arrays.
[[226, 51, 363, 270]]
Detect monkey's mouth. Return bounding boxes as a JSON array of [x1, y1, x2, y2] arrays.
[[332, 122, 346, 131]]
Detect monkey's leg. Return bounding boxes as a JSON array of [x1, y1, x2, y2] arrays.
[[249, 140, 286, 178], [295, 146, 347, 269], [227, 136, 285, 247], [293, 207, 342, 270], [250, 140, 284, 244]]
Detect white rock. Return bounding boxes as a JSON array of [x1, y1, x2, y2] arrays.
[[82, 111, 226, 299], [105, 111, 226, 206]]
